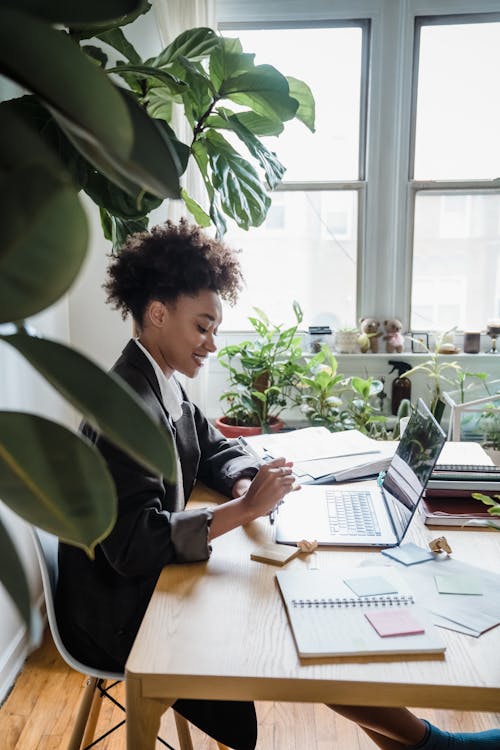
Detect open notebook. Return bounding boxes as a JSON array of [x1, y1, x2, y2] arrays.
[[276, 566, 446, 658]]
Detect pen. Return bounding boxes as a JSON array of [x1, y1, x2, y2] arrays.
[[237, 437, 277, 524]]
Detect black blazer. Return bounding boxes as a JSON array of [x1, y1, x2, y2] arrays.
[[56, 340, 259, 670]]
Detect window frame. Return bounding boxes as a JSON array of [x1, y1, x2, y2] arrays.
[[217, 0, 500, 333]]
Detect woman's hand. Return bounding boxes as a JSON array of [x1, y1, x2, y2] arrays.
[[241, 457, 298, 520]]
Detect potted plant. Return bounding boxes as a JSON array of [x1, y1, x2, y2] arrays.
[[405, 331, 488, 423], [216, 302, 304, 437], [294, 346, 388, 438], [293, 344, 350, 431], [477, 403, 500, 464]]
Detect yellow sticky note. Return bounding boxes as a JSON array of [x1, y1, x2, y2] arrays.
[[250, 543, 299, 566]]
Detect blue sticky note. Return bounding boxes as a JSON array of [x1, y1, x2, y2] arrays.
[[435, 574, 483, 595], [381, 542, 434, 566]]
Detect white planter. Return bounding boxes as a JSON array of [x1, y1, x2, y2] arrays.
[[334, 330, 359, 354]]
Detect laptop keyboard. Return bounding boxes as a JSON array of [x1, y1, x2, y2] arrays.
[[326, 489, 381, 536]]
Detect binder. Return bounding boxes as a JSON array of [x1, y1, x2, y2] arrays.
[[276, 567, 446, 658]]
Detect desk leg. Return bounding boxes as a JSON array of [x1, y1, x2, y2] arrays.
[[126, 674, 172, 750]]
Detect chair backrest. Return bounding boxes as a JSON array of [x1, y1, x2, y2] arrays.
[[29, 526, 123, 682]]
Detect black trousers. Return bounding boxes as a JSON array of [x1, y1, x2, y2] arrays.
[[173, 698, 257, 750]]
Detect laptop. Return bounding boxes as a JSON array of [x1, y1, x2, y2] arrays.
[[275, 399, 446, 548]]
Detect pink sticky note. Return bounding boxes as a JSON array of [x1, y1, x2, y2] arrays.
[[364, 609, 425, 637]]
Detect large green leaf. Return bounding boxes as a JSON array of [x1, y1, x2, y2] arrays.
[[0, 413, 116, 556], [57, 87, 182, 198], [109, 214, 150, 250], [108, 63, 187, 93], [209, 108, 285, 189], [220, 65, 299, 123], [153, 27, 220, 68], [228, 110, 284, 137], [192, 140, 227, 238], [97, 27, 142, 63], [83, 169, 162, 220], [0, 166, 88, 323], [174, 57, 215, 125], [286, 76, 316, 132], [204, 130, 271, 230], [181, 188, 211, 227], [0, 0, 146, 25], [0, 8, 133, 163], [209, 39, 256, 91], [2, 334, 177, 482], [0, 516, 31, 629]]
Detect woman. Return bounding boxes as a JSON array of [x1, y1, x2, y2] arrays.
[[56, 220, 499, 750]]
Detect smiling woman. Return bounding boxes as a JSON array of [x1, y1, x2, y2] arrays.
[[55, 218, 297, 750]]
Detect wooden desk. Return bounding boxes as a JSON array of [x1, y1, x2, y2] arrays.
[[125, 485, 500, 749]]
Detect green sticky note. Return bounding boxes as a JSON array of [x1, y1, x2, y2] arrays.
[[434, 574, 483, 595]]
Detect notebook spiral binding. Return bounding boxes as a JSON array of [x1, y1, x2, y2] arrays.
[[291, 595, 415, 609]]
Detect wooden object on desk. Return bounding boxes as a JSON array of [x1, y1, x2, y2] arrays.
[[125, 483, 500, 750]]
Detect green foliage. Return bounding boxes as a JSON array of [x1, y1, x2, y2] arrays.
[[294, 348, 388, 438], [218, 302, 304, 428], [0, 1, 315, 632], [471, 492, 500, 530], [405, 331, 488, 423], [477, 403, 500, 450]]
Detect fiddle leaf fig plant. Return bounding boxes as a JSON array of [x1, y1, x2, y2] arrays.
[[0, 0, 314, 633]]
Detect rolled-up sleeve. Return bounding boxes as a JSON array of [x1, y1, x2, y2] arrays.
[[168, 507, 213, 562]]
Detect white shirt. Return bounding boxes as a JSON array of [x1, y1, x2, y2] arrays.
[[134, 338, 183, 422]]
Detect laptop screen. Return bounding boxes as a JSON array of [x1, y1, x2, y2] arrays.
[[382, 399, 446, 542]]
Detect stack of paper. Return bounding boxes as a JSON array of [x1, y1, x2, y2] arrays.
[[240, 427, 398, 483]]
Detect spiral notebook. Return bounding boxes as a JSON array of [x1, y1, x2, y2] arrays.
[[276, 566, 446, 658]]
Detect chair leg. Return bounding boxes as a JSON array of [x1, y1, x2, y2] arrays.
[[81, 679, 107, 749], [174, 711, 194, 750], [67, 676, 98, 750]]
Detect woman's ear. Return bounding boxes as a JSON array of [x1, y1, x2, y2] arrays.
[[147, 300, 167, 328]]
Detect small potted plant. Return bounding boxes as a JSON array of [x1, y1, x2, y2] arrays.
[[216, 302, 304, 437], [293, 344, 350, 431]]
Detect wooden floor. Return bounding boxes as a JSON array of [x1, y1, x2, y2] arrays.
[[1, 630, 499, 750]]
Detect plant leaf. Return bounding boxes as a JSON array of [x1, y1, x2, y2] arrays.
[[108, 63, 187, 92], [220, 110, 284, 137], [97, 27, 142, 63], [0, 412, 117, 555], [0, 165, 88, 323], [1, 334, 177, 482], [286, 76, 316, 132], [0, 516, 31, 629], [204, 129, 271, 230], [83, 169, 162, 220], [110, 215, 150, 250], [153, 27, 220, 68], [210, 107, 285, 189], [192, 140, 227, 237], [181, 188, 211, 227], [82, 45, 109, 68], [209, 39, 256, 90], [0, 0, 147, 26], [220, 65, 299, 123], [0, 8, 134, 163]]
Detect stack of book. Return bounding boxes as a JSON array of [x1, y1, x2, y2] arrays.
[[422, 442, 500, 526]]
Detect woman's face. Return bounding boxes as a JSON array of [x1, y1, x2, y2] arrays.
[[145, 289, 222, 378]]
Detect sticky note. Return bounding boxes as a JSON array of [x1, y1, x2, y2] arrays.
[[365, 609, 425, 637], [381, 542, 434, 566], [434, 574, 483, 595], [344, 575, 398, 597], [250, 543, 299, 566]]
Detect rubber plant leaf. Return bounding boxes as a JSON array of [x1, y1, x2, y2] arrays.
[[0, 8, 133, 165], [97, 27, 142, 63], [0, 412, 117, 556], [0, 515, 31, 630], [0, 0, 147, 26], [0, 164, 87, 323], [2, 334, 177, 483], [204, 129, 271, 230]]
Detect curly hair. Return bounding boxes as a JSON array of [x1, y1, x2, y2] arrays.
[[104, 219, 244, 323]]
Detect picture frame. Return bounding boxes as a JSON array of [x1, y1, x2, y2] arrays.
[[409, 331, 429, 353]]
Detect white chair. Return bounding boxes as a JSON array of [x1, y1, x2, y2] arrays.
[[29, 526, 198, 750]]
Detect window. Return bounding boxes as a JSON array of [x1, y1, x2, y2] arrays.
[[217, 1, 500, 334], [218, 22, 367, 330], [410, 14, 500, 331]]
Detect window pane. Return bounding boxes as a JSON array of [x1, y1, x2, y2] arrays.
[[410, 192, 500, 331], [222, 27, 363, 181], [414, 20, 500, 179], [221, 191, 358, 331]]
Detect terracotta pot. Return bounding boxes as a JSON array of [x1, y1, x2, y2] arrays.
[[214, 416, 284, 439]]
